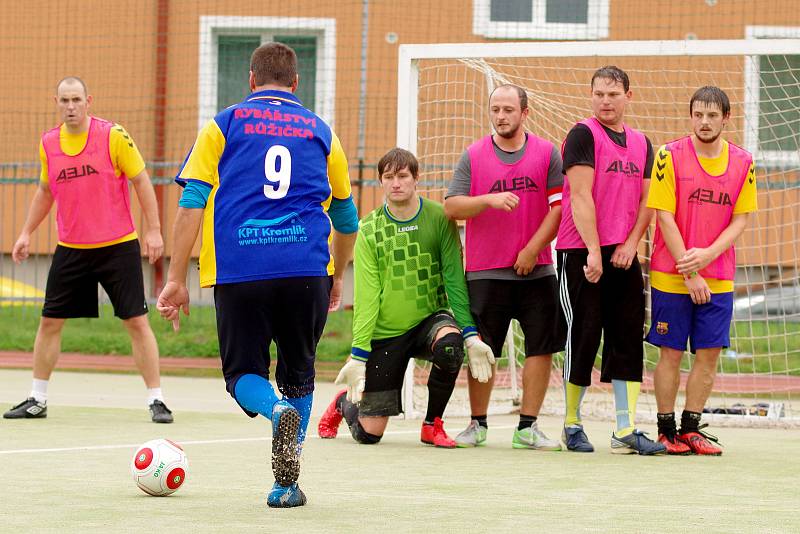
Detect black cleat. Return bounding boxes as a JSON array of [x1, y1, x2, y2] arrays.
[[149, 400, 174, 423], [271, 400, 301, 486], [3, 397, 47, 419]]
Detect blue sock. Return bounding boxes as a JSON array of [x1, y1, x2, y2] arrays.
[[284, 392, 313, 446], [233, 374, 279, 419], [612, 379, 640, 437]]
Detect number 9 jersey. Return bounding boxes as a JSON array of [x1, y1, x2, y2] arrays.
[[175, 90, 353, 287]]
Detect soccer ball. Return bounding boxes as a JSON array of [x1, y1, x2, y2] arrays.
[[131, 439, 189, 496]]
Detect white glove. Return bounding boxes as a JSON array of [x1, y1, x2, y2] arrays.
[[465, 336, 495, 383], [334, 358, 366, 403]]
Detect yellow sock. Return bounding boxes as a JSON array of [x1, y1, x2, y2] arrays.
[[564, 382, 587, 427], [613, 380, 640, 437]]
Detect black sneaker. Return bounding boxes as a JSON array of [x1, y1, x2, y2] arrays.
[[3, 397, 47, 419], [149, 400, 174, 423]]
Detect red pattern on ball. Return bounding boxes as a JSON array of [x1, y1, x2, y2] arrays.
[[166, 467, 185, 490], [134, 447, 154, 470]]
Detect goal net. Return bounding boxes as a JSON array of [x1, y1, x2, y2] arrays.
[[397, 39, 800, 427]]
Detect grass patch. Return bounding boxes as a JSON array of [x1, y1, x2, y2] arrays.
[[0, 305, 353, 362], [2, 305, 798, 375]]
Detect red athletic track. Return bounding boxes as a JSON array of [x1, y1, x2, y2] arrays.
[[423, 366, 800, 394]]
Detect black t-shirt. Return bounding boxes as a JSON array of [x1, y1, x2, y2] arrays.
[[562, 122, 654, 178]]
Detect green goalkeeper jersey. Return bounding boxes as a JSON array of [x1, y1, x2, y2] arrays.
[[350, 197, 477, 360]]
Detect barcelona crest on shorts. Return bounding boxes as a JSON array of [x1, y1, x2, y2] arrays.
[[656, 321, 669, 335]]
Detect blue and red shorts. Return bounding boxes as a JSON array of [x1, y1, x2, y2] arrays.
[[645, 288, 733, 353]]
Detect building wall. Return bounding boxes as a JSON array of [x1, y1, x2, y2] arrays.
[[1, 0, 798, 266]]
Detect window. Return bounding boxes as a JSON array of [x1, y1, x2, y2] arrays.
[[199, 16, 336, 130], [474, 0, 608, 40], [745, 27, 800, 167]]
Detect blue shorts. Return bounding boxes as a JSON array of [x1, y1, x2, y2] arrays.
[[645, 288, 733, 353]]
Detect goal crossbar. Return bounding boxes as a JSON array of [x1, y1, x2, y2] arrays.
[[397, 38, 800, 152]]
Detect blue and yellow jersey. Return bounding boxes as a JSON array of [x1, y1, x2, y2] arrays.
[[176, 90, 352, 287]]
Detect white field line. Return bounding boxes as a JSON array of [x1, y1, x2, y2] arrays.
[[0, 425, 519, 455]]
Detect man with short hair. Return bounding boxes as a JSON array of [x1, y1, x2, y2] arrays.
[[647, 86, 756, 455], [557, 66, 665, 455], [444, 84, 564, 450], [317, 148, 495, 448], [157, 42, 358, 507], [4, 77, 172, 424]]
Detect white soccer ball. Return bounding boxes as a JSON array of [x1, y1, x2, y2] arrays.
[[131, 438, 189, 496]]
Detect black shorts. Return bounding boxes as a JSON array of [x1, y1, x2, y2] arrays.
[[360, 312, 458, 417], [467, 276, 565, 359], [42, 240, 148, 320], [557, 246, 645, 386], [214, 276, 331, 416]]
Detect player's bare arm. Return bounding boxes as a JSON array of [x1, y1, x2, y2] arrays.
[[12, 182, 54, 264], [611, 178, 653, 270], [130, 169, 164, 264], [157, 207, 202, 331], [443, 191, 519, 219], [513, 205, 562, 275], [328, 230, 357, 311], [567, 164, 602, 282]]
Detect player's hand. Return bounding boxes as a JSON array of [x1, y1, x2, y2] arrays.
[[143, 229, 164, 264], [676, 247, 715, 275], [610, 241, 636, 270], [584, 249, 603, 283], [11, 233, 31, 264], [156, 281, 190, 332], [513, 247, 538, 276], [486, 192, 520, 212], [334, 358, 366, 403], [328, 276, 344, 312], [465, 336, 495, 383], [684, 273, 711, 305]]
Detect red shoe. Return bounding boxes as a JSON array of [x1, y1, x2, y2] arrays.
[[658, 433, 692, 455], [420, 417, 457, 448], [678, 425, 722, 456], [317, 390, 347, 439]]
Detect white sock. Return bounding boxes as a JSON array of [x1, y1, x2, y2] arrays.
[[147, 388, 164, 406], [30, 379, 49, 403]]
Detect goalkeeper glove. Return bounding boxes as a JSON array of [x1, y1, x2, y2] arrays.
[[335, 358, 366, 403], [465, 336, 495, 383]]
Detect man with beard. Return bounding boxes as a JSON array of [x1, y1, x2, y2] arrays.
[[646, 86, 757, 455], [444, 84, 564, 450]]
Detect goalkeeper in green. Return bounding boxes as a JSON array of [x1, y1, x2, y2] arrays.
[[317, 148, 495, 447]]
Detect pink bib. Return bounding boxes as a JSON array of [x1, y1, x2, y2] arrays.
[[42, 117, 135, 245], [465, 134, 554, 271], [650, 136, 751, 281], [556, 118, 647, 249]]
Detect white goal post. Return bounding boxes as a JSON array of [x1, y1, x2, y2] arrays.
[[396, 39, 800, 425]]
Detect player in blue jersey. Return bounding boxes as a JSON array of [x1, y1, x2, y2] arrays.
[[157, 42, 358, 508]]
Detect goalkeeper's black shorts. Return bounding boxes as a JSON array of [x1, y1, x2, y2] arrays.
[[359, 311, 457, 417]]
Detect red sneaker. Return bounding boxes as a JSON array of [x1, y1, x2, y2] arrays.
[[420, 417, 457, 448], [658, 433, 692, 455], [678, 425, 722, 456], [317, 390, 347, 439]]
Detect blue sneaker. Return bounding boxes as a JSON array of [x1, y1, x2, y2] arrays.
[[611, 429, 667, 455], [271, 400, 301, 486], [267, 481, 307, 508], [562, 425, 595, 452]]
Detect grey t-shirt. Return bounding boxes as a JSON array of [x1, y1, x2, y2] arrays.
[[446, 134, 563, 281]]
